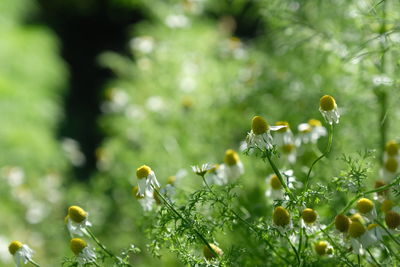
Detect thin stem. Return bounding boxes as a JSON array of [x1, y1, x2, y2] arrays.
[[304, 124, 334, 192], [319, 227, 355, 267], [28, 259, 41, 267], [284, 233, 300, 264], [374, 220, 400, 247], [366, 248, 381, 267], [384, 242, 400, 262], [265, 152, 294, 199], [85, 228, 115, 258], [201, 176, 290, 264], [152, 186, 219, 258], [92, 261, 101, 267], [357, 254, 361, 267]]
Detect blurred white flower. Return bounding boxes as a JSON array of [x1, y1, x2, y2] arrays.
[[130, 36, 155, 54], [8, 241, 34, 267], [165, 14, 189, 28], [61, 138, 86, 167]]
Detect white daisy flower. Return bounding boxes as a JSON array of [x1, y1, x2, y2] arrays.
[[219, 149, 244, 181], [314, 241, 333, 256], [66, 206, 92, 237], [319, 95, 340, 125], [265, 170, 297, 200], [191, 163, 212, 177], [136, 165, 160, 197], [356, 198, 377, 222], [273, 206, 292, 233], [206, 164, 227, 186], [245, 116, 286, 151], [163, 169, 187, 197], [132, 186, 155, 211], [297, 123, 313, 145], [301, 208, 320, 234], [308, 119, 327, 143], [348, 221, 376, 255], [8, 241, 35, 267], [380, 156, 399, 181], [70, 238, 97, 266], [273, 121, 294, 146]]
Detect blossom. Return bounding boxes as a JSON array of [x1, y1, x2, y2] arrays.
[[301, 208, 320, 233], [273, 206, 292, 231], [273, 121, 294, 146], [245, 116, 286, 150], [191, 163, 212, 177], [356, 198, 376, 221], [206, 164, 227, 185], [136, 165, 160, 197], [314, 241, 332, 256], [219, 149, 244, 181], [298, 119, 327, 144], [385, 211, 400, 230], [70, 238, 96, 266], [66, 205, 91, 237], [319, 95, 340, 124], [8, 241, 34, 267], [335, 214, 350, 233], [132, 186, 155, 211], [265, 170, 297, 200]]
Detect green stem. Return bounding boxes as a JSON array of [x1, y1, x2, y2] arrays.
[[201, 176, 290, 264], [85, 228, 115, 258], [357, 254, 361, 267], [366, 248, 381, 267], [92, 261, 101, 267], [265, 152, 294, 200], [384, 242, 400, 262], [375, 220, 400, 247], [284, 233, 300, 264], [28, 259, 41, 267], [152, 186, 219, 258], [304, 124, 334, 192]]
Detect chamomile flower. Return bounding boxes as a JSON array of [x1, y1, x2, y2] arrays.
[[136, 165, 160, 197], [385, 140, 399, 157], [245, 116, 286, 150], [335, 214, 350, 233], [192, 163, 212, 177], [219, 149, 244, 181], [364, 223, 385, 247], [66, 205, 91, 237], [273, 206, 292, 231], [319, 95, 340, 125], [385, 211, 400, 230], [348, 221, 368, 254], [162, 169, 187, 198], [273, 121, 294, 146], [301, 208, 320, 233], [381, 156, 399, 180], [281, 143, 297, 164], [374, 180, 389, 201], [203, 243, 223, 260], [314, 241, 333, 256], [381, 199, 394, 213], [308, 119, 327, 142], [265, 170, 297, 200], [70, 238, 96, 266], [8, 241, 34, 267], [356, 198, 376, 221]]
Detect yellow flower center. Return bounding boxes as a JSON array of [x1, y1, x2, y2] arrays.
[[385, 157, 398, 173], [385, 211, 400, 229], [302, 208, 317, 224], [8, 241, 23, 255], [335, 214, 350, 233], [224, 149, 240, 166], [385, 140, 399, 156], [314, 241, 328, 256], [70, 238, 87, 255], [68, 205, 87, 223], [181, 96, 193, 109], [381, 199, 394, 213], [356, 198, 374, 214], [132, 186, 144, 199], [203, 244, 223, 260], [348, 221, 366, 238], [319, 95, 336, 111], [270, 175, 282, 190], [367, 223, 378, 230], [308, 119, 322, 127], [273, 206, 290, 227], [252, 116, 269, 135], [167, 176, 176, 185], [136, 165, 152, 179], [275, 121, 289, 133], [282, 144, 295, 153]]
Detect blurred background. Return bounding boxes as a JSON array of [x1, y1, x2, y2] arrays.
[[1, 0, 400, 265]]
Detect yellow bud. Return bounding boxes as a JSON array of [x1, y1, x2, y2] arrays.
[[348, 221, 366, 238], [314, 241, 328, 256], [302, 208, 317, 224], [270, 175, 282, 190], [224, 149, 240, 166], [203, 244, 223, 260], [68, 206, 87, 223], [308, 119, 322, 127], [385, 140, 399, 156], [8, 241, 23, 255], [356, 198, 374, 214], [136, 165, 152, 179], [335, 214, 350, 233], [319, 95, 336, 111], [167, 176, 176, 185], [385, 211, 400, 229], [70, 238, 87, 255], [273, 206, 290, 227], [381, 199, 394, 213], [385, 157, 398, 173], [350, 213, 364, 224], [252, 116, 269, 135], [367, 223, 378, 230]]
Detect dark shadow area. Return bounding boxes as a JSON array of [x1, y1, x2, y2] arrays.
[[35, 0, 144, 180]]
